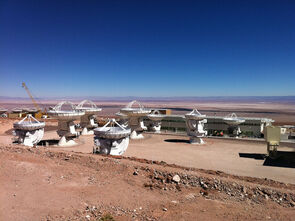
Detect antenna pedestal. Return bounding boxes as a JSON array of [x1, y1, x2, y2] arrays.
[[185, 109, 207, 145], [120, 100, 151, 139], [14, 128, 44, 147], [48, 101, 85, 146], [148, 121, 162, 133]]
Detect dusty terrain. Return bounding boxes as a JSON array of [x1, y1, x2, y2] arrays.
[[1, 145, 295, 221]]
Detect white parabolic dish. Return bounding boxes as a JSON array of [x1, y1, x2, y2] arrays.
[[48, 101, 85, 121], [223, 113, 245, 125], [120, 108, 150, 116], [120, 100, 150, 117], [94, 126, 131, 139], [148, 114, 164, 121], [147, 110, 165, 121], [116, 112, 129, 119], [75, 107, 101, 115], [12, 108, 23, 113], [27, 108, 39, 113], [185, 109, 206, 120], [22, 107, 31, 112], [48, 110, 84, 120], [13, 115, 45, 131], [75, 100, 102, 115], [13, 121, 45, 131], [0, 108, 8, 115]]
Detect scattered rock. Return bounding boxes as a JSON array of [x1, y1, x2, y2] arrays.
[[185, 193, 195, 200], [200, 189, 208, 196], [172, 175, 181, 183], [163, 207, 167, 211], [85, 215, 90, 220], [133, 171, 138, 175], [200, 181, 208, 190]]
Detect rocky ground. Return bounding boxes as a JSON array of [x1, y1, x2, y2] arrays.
[[0, 145, 294, 221]]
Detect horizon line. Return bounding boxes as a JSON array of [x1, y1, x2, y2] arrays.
[[1, 95, 295, 100]]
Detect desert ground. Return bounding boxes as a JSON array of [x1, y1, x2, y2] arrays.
[[0, 99, 295, 220]]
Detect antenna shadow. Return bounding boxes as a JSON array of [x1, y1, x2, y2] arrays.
[[239, 151, 295, 168], [164, 139, 190, 144]]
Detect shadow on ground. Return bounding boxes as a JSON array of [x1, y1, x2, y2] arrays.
[[164, 139, 190, 144], [239, 153, 265, 160], [5, 128, 14, 135], [38, 139, 59, 146], [44, 125, 58, 131], [239, 151, 295, 168]]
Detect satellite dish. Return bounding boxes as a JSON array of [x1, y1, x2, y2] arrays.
[[223, 113, 245, 125], [147, 110, 165, 121], [13, 114, 45, 147], [120, 100, 150, 117], [185, 109, 206, 121], [75, 100, 102, 114], [94, 119, 131, 155], [48, 101, 85, 121], [0, 107, 8, 115]]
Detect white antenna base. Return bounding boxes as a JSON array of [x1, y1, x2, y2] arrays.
[[58, 136, 77, 146]]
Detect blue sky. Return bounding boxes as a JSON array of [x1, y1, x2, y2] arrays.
[[0, 0, 294, 97]]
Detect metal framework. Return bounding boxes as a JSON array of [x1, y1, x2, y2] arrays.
[[22, 82, 41, 111]]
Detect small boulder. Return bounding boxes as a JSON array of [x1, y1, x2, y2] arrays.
[[172, 175, 181, 183]]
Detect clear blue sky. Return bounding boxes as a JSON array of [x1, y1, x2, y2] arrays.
[[0, 0, 294, 97]]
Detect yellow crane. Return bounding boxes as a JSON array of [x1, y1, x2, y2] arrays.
[[22, 82, 46, 118]]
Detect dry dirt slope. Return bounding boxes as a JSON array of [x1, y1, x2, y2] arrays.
[[0, 145, 295, 221]]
